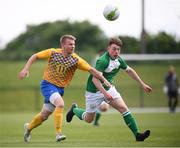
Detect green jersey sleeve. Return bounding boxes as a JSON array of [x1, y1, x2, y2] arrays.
[[95, 59, 107, 72], [95, 53, 109, 72], [119, 57, 128, 70]]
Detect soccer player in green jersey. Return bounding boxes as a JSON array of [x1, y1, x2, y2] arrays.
[[66, 37, 152, 141]]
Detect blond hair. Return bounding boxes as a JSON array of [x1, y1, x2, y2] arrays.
[[60, 34, 76, 44]]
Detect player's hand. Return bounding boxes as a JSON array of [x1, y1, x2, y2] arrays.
[[103, 91, 113, 101], [103, 79, 111, 88], [143, 84, 152, 93], [18, 69, 29, 80]]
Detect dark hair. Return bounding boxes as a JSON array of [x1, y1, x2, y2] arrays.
[[108, 37, 123, 47]]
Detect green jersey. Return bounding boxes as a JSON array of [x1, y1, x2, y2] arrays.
[[86, 52, 128, 93]]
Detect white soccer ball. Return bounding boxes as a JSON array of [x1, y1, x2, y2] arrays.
[[103, 4, 120, 21]]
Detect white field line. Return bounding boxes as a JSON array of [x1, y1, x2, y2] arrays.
[[105, 107, 180, 114]]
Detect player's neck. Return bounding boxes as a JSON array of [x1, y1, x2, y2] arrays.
[[62, 49, 71, 57]]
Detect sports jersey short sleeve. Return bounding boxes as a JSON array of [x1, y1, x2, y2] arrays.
[[36, 48, 56, 59], [73, 54, 91, 71], [95, 57, 109, 73], [118, 57, 128, 70]]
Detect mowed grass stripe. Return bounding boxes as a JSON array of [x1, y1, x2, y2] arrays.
[[0, 112, 180, 147]]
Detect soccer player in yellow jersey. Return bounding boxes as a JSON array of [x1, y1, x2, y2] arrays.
[[18, 34, 111, 142]]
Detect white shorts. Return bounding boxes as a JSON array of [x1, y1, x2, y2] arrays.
[[85, 86, 122, 113]]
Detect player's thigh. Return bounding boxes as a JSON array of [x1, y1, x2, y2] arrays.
[[85, 91, 104, 113], [49, 92, 64, 108], [109, 97, 129, 113]]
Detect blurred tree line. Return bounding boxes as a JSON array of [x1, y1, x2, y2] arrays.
[[0, 19, 179, 61]]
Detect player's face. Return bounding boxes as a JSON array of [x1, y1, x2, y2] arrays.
[[107, 43, 121, 59], [62, 38, 75, 54]]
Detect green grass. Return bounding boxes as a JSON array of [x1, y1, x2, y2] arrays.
[[0, 61, 180, 111], [0, 112, 180, 147]]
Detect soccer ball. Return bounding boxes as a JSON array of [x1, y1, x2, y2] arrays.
[[103, 4, 120, 21]]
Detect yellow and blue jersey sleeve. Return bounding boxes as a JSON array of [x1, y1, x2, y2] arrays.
[[73, 53, 91, 71], [36, 48, 57, 59]]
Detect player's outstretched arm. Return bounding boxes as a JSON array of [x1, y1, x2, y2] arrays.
[[18, 54, 38, 80], [126, 66, 152, 93], [89, 67, 111, 88]]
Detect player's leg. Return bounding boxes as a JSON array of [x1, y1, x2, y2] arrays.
[[171, 91, 178, 112], [169, 97, 173, 112], [168, 91, 174, 112], [40, 80, 66, 142], [93, 111, 101, 126], [173, 96, 178, 112], [109, 99, 138, 135], [109, 98, 150, 141], [66, 103, 96, 123], [24, 104, 52, 142], [107, 86, 150, 141], [49, 92, 66, 142], [30, 105, 53, 130], [82, 112, 96, 123], [66, 92, 103, 123], [93, 102, 109, 126], [99, 101, 110, 112]]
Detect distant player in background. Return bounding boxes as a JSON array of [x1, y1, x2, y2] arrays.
[[66, 37, 152, 141], [18, 34, 110, 142], [93, 101, 110, 126], [165, 65, 179, 113]]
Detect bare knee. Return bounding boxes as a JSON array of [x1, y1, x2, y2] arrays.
[[40, 105, 53, 121], [83, 113, 95, 123], [84, 118, 93, 123], [109, 99, 129, 114], [40, 111, 52, 121], [55, 104, 64, 108], [54, 98, 64, 108], [119, 106, 129, 113]]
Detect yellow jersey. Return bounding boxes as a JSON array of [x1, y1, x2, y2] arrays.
[[36, 48, 91, 87]]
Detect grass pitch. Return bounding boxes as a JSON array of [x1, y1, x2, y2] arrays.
[[1, 61, 180, 112], [0, 112, 180, 147]]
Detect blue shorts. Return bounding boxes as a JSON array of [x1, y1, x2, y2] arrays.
[[41, 80, 64, 103]]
